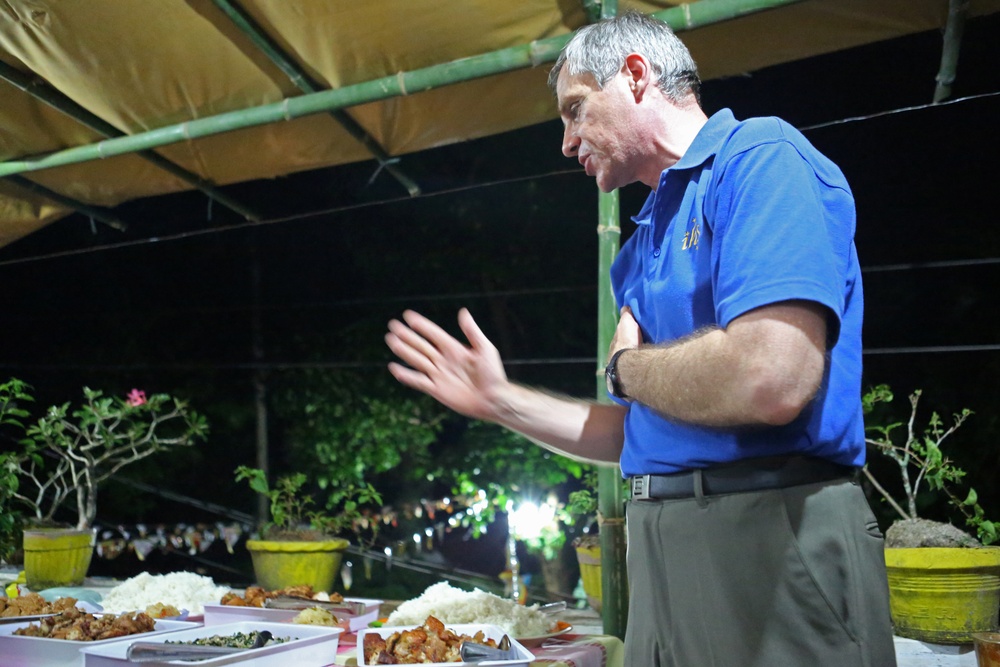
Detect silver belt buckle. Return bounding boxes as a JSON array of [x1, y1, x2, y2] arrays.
[[631, 474, 652, 500]]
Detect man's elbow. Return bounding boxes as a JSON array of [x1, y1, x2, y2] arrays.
[[750, 369, 821, 426]]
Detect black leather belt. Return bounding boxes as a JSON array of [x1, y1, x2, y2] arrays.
[[630, 455, 856, 501]]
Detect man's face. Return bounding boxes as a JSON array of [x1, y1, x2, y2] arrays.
[[556, 67, 639, 193]]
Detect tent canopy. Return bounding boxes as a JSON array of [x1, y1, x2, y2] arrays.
[[1, 0, 998, 248]]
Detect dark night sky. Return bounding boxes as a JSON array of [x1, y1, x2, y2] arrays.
[[1, 13, 999, 526]]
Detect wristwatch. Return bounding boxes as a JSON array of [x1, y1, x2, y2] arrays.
[[605, 348, 631, 400]]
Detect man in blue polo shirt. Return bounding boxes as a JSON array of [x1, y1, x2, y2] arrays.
[[385, 10, 896, 667]]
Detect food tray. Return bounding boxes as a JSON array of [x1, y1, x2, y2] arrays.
[[203, 597, 381, 631], [79, 620, 342, 667], [0, 618, 198, 667], [357, 623, 533, 666]]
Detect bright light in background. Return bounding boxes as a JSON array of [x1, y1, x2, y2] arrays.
[[469, 490, 489, 518], [508, 499, 557, 541]]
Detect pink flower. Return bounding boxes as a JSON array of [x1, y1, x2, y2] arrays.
[[126, 389, 147, 406]]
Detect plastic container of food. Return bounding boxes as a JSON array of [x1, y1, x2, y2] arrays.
[[357, 623, 533, 666], [0, 618, 198, 667], [79, 620, 342, 667], [203, 596, 381, 631]]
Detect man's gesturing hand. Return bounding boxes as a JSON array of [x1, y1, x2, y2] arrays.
[[385, 308, 508, 421]]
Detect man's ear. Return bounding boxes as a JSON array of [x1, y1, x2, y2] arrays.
[[623, 53, 650, 100]]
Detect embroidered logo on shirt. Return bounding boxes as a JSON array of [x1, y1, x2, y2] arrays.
[[682, 218, 701, 250]]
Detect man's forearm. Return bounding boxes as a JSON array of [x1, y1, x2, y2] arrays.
[[491, 383, 627, 464], [616, 328, 764, 426], [614, 303, 827, 428]]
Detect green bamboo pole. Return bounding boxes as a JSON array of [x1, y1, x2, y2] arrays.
[[209, 0, 421, 197], [0, 36, 563, 178], [0, 0, 804, 179], [933, 0, 969, 103], [0, 61, 261, 221], [653, 0, 804, 28], [581, 0, 602, 23], [595, 187, 627, 640], [5, 174, 126, 231]]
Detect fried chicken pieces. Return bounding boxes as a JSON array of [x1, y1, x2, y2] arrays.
[[2, 592, 157, 642], [220, 584, 344, 607], [12, 606, 156, 641], [0, 592, 77, 617], [363, 615, 498, 665]]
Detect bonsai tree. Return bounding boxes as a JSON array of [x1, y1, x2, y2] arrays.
[[863, 384, 996, 547], [14, 385, 208, 531], [234, 465, 382, 543]]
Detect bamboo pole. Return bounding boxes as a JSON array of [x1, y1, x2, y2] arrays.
[[0, 0, 804, 179], [933, 0, 969, 103], [209, 0, 421, 197], [0, 61, 261, 222], [657, 0, 804, 28], [595, 187, 628, 640]]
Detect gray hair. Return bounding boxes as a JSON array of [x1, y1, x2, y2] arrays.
[[548, 10, 701, 104]]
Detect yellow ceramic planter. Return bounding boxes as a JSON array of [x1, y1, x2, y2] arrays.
[[245, 538, 349, 592], [575, 544, 602, 612], [885, 546, 1000, 644], [22, 527, 97, 590]]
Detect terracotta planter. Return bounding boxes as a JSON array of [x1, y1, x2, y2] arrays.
[[245, 537, 349, 592], [574, 543, 602, 612], [885, 546, 1000, 644], [22, 527, 97, 590]]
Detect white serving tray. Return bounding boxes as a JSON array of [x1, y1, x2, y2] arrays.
[[203, 597, 381, 632], [79, 620, 342, 667], [0, 618, 198, 667], [357, 623, 533, 666]]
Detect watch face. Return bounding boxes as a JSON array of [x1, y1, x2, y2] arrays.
[[606, 369, 615, 396]]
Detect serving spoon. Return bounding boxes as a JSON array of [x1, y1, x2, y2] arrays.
[[459, 634, 520, 663]]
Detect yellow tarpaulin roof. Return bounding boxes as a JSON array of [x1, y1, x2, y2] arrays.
[[1, 0, 998, 248]]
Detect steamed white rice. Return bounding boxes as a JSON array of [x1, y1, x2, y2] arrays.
[[99, 571, 230, 615], [386, 582, 553, 637]]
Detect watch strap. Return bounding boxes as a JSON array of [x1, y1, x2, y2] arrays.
[[605, 348, 631, 400]]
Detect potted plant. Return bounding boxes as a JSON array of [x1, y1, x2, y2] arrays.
[[235, 465, 382, 593], [863, 384, 1000, 644], [4, 381, 208, 590]]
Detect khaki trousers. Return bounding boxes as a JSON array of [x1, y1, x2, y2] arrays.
[[624, 476, 897, 667]]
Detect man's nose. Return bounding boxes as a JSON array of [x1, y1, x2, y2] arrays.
[[561, 126, 579, 158]]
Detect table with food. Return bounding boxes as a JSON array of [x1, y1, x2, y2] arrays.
[[0, 571, 624, 667]]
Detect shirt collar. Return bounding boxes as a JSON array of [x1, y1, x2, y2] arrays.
[[671, 107, 737, 171], [631, 108, 738, 226]]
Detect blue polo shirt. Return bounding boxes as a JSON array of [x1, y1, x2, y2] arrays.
[[611, 108, 865, 476]]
